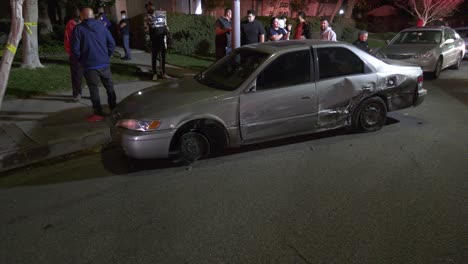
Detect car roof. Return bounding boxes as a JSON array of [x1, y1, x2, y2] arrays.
[[401, 26, 452, 32], [241, 40, 352, 54], [454, 26, 468, 31]]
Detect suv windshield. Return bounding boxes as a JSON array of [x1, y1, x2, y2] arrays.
[[196, 49, 270, 91], [391, 30, 442, 44]]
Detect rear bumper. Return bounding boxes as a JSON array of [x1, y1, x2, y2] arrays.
[[414, 87, 427, 107]]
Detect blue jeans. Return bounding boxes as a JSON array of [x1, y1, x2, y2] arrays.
[[122, 34, 131, 59], [83, 66, 116, 115]]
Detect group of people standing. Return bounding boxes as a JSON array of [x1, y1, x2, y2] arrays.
[[215, 9, 338, 60], [215, 9, 375, 60], [63, 2, 170, 122]]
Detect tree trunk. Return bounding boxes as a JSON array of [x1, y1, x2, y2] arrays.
[[38, 0, 53, 35], [22, 0, 44, 69], [0, 0, 25, 110], [344, 0, 357, 19], [329, 0, 344, 24]]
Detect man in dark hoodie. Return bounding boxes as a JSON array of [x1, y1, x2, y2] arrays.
[[72, 7, 117, 122]]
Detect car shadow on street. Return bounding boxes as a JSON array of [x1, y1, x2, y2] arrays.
[[101, 117, 399, 175]]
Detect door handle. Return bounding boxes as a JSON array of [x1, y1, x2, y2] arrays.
[[301, 96, 311, 99], [362, 84, 373, 91]]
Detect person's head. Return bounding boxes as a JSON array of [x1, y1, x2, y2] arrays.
[[145, 2, 154, 13], [271, 17, 280, 29], [247, 10, 256, 23], [297, 11, 306, 22], [224, 8, 232, 20], [358, 31, 368, 42], [320, 18, 329, 30], [121, 10, 127, 19], [80, 7, 94, 21]]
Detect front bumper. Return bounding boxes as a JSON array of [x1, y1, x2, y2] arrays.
[[407, 57, 437, 72], [112, 127, 175, 159], [385, 55, 438, 72]]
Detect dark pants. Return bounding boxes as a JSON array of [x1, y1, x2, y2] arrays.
[[83, 66, 116, 115], [69, 55, 83, 97], [122, 34, 131, 59], [151, 38, 166, 75]]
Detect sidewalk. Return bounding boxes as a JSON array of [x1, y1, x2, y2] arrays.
[[0, 48, 200, 173]]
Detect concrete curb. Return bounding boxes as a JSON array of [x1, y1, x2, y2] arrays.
[[0, 128, 111, 173]]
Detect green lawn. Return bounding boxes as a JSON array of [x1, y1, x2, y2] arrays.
[[4, 52, 213, 98], [167, 53, 214, 71]]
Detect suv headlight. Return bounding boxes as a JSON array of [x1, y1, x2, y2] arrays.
[[116, 119, 160, 131], [413, 50, 435, 59]]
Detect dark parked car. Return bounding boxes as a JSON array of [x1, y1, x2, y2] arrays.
[[112, 40, 427, 163], [376, 26, 465, 78]]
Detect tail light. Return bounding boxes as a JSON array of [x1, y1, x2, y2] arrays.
[[417, 75, 424, 91]]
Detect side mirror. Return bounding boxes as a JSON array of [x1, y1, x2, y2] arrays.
[[444, 38, 454, 44]]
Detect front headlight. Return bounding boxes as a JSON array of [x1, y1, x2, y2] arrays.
[[116, 119, 160, 131], [413, 50, 435, 59]]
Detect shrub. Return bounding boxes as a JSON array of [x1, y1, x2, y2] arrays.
[[167, 13, 216, 56]]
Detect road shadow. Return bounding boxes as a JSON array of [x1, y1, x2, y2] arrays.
[[433, 78, 468, 106], [102, 116, 400, 175]]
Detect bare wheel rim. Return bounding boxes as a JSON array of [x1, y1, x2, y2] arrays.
[[456, 54, 462, 68], [361, 102, 384, 129], [435, 58, 442, 76], [179, 132, 209, 162]]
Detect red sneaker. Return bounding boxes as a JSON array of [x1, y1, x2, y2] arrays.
[[87, 114, 105, 122]]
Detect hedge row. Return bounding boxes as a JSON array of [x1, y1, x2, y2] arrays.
[[1, 14, 362, 58]]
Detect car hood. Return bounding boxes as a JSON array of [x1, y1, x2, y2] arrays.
[[382, 44, 436, 55], [116, 77, 230, 119]]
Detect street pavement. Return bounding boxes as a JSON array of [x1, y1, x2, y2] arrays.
[[0, 48, 199, 172]]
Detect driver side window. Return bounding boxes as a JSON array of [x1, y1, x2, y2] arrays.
[[256, 50, 311, 90]]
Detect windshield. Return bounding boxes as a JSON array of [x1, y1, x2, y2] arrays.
[[391, 30, 442, 44], [196, 49, 270, 91]]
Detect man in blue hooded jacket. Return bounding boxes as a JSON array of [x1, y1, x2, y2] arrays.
[[72, 7, 116, 122]]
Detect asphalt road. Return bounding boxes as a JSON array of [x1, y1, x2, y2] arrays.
[[1, 61, 468, 264]]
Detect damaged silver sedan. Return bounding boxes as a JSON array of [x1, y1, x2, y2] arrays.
[[112, 40, 427, 163]]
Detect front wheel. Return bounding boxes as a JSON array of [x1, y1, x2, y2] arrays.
[[175, 131, 210, 164], [352, 97, 387, 132], [432, 57, 442, 79], [452, 53, 462, 70]]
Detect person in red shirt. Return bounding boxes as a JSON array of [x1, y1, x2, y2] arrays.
[[64, 13, 83, 102], [293, 11, 310, 40], [416, 18, 424, 27]]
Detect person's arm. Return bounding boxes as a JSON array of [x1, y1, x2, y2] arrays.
[[71, 27, 80, 60], [259, 23, 266, 42], [106, 29, 116, 57], [215, 19, 231, 36], [259, 34, 265, 42], [269, 28, 282, 41], [285, 25, 292, 40], [64, 22, 72, 55], [120, 20, 127, 29], [331, 31, 337, 41]]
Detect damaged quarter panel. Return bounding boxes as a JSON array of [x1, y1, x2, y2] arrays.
[[378, 60, 423, 111]]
